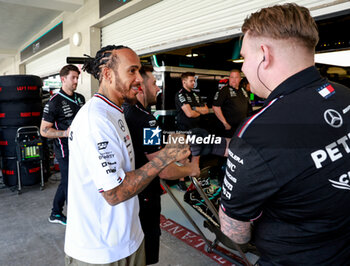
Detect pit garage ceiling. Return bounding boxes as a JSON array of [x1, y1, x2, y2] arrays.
[[0, 0, 83, 61]]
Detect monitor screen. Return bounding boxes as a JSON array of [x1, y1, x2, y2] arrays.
[[24, 145, 40, 159]]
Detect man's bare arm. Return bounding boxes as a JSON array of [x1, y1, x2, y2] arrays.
[[219, 207, 251, 244], [194, 104, 209, 115], [181, 104, 200, 118], [102, 140, 190, 205], [40, 120, 69, 138], [146, 152, 200, 179], [212, 106, 231, 130]]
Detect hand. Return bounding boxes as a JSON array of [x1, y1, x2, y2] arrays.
[[223, 122, 231, 130], [188, 128, 212, 156], [162, 134, 191, 163], [178, 158, 189, 165], [65, 127, 71, 137], [184, 156, 200, 177]]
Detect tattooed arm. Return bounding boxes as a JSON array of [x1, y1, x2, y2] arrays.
[[219, 207, 251, 244], [40, 120, 69, 138], [145, 152, 200, 180], [102, 140, 190, 205]]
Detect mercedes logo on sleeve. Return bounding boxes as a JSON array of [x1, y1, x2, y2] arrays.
[[324, 109, 343, 128], [118, 119, 126, 132]]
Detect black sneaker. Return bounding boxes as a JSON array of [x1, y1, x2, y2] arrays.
[[48, 213, 67, 225], [177, 180, 188, 192]]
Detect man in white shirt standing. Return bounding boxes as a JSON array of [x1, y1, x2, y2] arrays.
[[64, 45, 190, 265]]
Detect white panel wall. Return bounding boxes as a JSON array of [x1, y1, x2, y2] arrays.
[[101, 0, 350, 55], [25, 44, 69, 78], [0, 57, 17, 75]]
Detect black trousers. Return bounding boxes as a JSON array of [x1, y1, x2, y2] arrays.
[[51, 157, 69, 215], [139, 194, 161, 265]]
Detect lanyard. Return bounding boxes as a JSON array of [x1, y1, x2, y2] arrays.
[[58, 92, 79, 105]]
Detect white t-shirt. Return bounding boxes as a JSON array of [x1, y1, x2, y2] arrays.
[[64, 93, 144, 264]]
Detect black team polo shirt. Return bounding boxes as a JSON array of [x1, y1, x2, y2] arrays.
[[221, 66, 350, 265]]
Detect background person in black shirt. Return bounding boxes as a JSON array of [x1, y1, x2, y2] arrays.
[[124, 65, 200, 265], [174, 72, 208, 190], [212, 69, 250, 137], [218, 3, 350, 265], [40, 64, 85, 225], [175, 72, 209, 131], [175, 72, 209, 190]]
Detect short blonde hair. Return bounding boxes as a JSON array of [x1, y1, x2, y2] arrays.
[[242, 3, 319, 51]]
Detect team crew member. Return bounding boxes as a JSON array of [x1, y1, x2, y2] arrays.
[[219, 4, 350, 265], [124, 65, 200, 265], [64, 45, 190, 265], [40, 64, 85, 225], [212, 69, 250, 137], [175, 72, 209, 131], [175, 72, 209, 191]]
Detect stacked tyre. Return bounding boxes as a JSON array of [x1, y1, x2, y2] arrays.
[[0, 75, 43, 187]]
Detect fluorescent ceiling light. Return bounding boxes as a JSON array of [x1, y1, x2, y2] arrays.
[[230, 50, 350, 66], [186, 53, 198, 57], [231, 58, 244, 63], [315, 50, 350, 67]]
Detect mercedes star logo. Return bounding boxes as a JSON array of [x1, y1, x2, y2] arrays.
[[118, 119, 126, 132], [324, 109, 343, 128]]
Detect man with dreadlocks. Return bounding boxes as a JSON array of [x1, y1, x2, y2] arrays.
[[64, 45, 190, 265]]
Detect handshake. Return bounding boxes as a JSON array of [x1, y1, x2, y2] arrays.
[[188, 128, 228, 157]]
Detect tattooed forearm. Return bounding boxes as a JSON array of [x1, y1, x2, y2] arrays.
[[154, 153, 168, 167], [102, 153, 173, 205], [102, 135, 190, 206], [219, 208, 251, 244], [42, 127, 49, 133], [40, 126, 67, 138], [103, 144, 190, 205]]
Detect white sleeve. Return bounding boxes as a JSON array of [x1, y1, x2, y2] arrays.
[[85, 119, 128, 193]]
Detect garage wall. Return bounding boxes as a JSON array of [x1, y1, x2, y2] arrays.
[[25, 44, 70, 78], [1, 0, 349, 99], [17, 0, 101, 100], [101, 0, 350, 55], [0, 57, 16, 75]]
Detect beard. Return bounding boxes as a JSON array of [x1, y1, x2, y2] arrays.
[[147, 96, 157, 106], [113, 70, 138, 105]]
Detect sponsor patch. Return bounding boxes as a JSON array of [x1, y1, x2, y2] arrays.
[[317, 83, 335, 99], [101, 161, 117, 167], [343, 105, 350, 114], [328, 171, 350, 190], [214, 91, 219, 101], [194, 93, 200, 103], [118, 119, 126, 132], [123, 135, 130, 143], [229, 88, 237, 97], [98, 153, 115, 160], [106, 168, 116, 174], [149, 120, 157, 127], [323, 109, 343, 128], [179, 94, 186, 103], [97, 141, 109, 150]]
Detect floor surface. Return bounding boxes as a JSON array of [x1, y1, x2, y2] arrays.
[[0, 173, 224, 266]]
